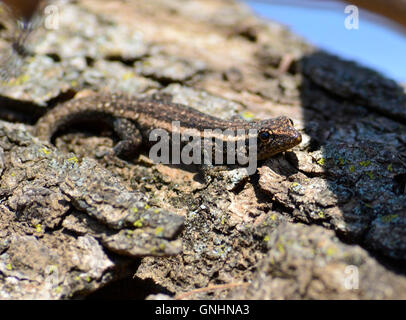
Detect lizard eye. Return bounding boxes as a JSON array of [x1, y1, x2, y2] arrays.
[[259, 131, 271, 142], [288, 118, 294, 126]]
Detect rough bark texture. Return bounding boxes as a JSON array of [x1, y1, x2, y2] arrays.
[[0, 0, 405, 299]]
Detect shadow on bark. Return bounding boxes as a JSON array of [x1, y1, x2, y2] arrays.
[[298, 50, 406, 270]]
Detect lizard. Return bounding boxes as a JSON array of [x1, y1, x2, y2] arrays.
[[34, 92, 302, 172]]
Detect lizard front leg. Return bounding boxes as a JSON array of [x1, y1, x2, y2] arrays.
[[112, 118, 143, 159]]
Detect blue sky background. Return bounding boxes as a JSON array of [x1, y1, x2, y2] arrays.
[[244, 0, 406, 83]]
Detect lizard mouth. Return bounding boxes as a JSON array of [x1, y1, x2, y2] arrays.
[[258, 130, 302, 160], [289, 131, 302, 148]]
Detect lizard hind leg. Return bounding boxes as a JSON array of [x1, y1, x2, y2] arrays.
[[112, 118, 143, 159]]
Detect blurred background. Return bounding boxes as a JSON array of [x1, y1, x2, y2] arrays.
[[243, 0, 406, 83], [1, 0, 405, 83]]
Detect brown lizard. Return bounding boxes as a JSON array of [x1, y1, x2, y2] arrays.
[[34, 93, 302, 172]]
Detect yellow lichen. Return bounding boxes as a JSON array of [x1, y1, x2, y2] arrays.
[[67, 156, 78, 164], [277, 242, 285, 254], [122, 72, 135, 80], [155, 226, 164, 236], [241, 111, 254, 120], [133, 217, 145, 228], [290, 182, 303, 192], [317, 211, 325, 218], [7, 74, 30, 86], [381, 214, 398, 223], [317, 158, 325, 166], [326, 246, 337, 257], [40, 147, 51, 155], [359, 160, 371, 167], [48, 265, 58, 274], [35, 224, 42, 233], [366, 171, 375, 180]]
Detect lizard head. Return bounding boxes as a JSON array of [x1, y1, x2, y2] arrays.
[[253, 116, 302, 160]]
